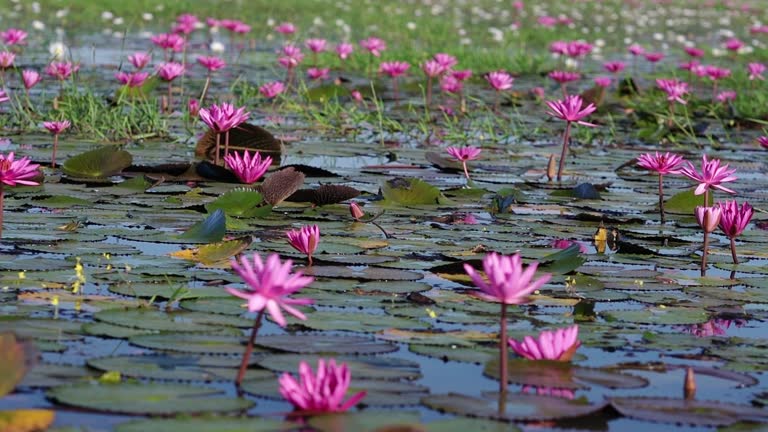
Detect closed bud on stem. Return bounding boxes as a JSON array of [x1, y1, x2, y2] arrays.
[[684, 367, 696, 400], [547, 154, 557, 181]]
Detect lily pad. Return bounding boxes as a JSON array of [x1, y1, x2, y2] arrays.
[[422, 392, 606, 421], [205, 189, 272, 218], [115, 417, 296, 432], [47, 382, 253, 415], [169, 236, 252, 265], [258, 354, 421, 380], [254, 334, 397, 355], [610, 397, 768, 426], [484, 359, 649, 390], [176, 210, 226, 243], [62, 146, 133, 179], [382, 177, 449, 206]]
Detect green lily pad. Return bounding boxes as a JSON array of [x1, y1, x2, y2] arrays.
[[258, 354, 421, 380], [422, 392, 606, 421], [94, 309, 251, 332], [205, 188, 272, 218], [254, 334, 396, 355], [128, 333, 250, 355], [610, 397, 768, 426], [62, 146, 133, 179], [601, 307, 710, 325], [382, 177, 449, 206], [176, 210, 226, 243], [308, 411, 422, 432], [665, 189, 706, 214], [484, 359, 649, 390], [47, 382, 253, 415], [115, 417, 297, 432]]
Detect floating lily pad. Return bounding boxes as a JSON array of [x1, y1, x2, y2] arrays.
[[242, 377, 428, 406], [382, 177, 449, 206], [0, 409, 55, 432], [422, 393, 606, 421], [303, 266, 423, 281], [128, 333, 250, 355], [176, 210, 226, 243], [601, 307, 710, 325], [0, 333, 32, 398], [281, 310, 430, 332], [205, 189, 272, 218], [115, 417, 296, 432], [258, 354, 421, 380], [610, 397, 768, 426], [94, 309, 251, 332], [169, 236, 252, 265], [62, 146, 133, 179], [254, 334, 396, 355], [484, 359, 649, 390], [308, 411, 422, 432], [47, 382, 253, 415]]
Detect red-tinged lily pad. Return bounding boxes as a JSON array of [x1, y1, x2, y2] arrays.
[[47, 382, 253, 415], [0, 409, 55, 432], [484, 359, 649, 390], [254, 334, 397, 355], [422, 392, 606, 421], [0, 333, 35, 398], [609, 397, 768, 426]]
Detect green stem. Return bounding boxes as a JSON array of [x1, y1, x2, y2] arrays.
[[235, 310, 264, 388]]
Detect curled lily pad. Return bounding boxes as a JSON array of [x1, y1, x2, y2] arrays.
[[195, 123, 283, 163], [287, 184, 361, 206], [47, 382, 253, 415], [422, 392, 606, 421], [169, 236, 252, 265], [176, 210, 226, 243], [259, 168, 305, 206], [62, 146, 133, 179], [0, 333, 35, 398], [609, 397, 768, 426], [115, 417, 295, 432]]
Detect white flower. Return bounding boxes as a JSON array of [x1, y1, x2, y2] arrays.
[[210, 41, 225, 53], [49, 41, 67, 60], [32, 20, 45, 30], [55, 9, 68, 18], [266, 18, 275, 26], [113, 17, 124, 26], [31, 2, 40, 13], [142, 13, 153, 21], [101, 11, 113, 20], [406, 22, 416, 30]]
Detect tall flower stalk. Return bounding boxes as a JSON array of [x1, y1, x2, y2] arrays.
[[226, 253, 313, 387], [717, 200, 753, 265], [43, 120, 71, 168], [464, 253, 551, 411], [637, 152, 684, 224], [545, 95, 597, 182], [695, 206, 722, 277], [679, 154, 737, 207]]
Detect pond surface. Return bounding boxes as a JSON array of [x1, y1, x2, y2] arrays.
[[1, 3, 768, 431]]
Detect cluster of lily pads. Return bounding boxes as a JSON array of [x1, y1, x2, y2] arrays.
[[0, 1, 768, 431]]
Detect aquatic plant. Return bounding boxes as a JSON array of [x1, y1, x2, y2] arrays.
[[445, 145, 481, 182], [0, 152, 40, 238], [716, 200, 753, 265], [695, 205, 722, 276], [279, 358, 366, 414], [226, 253, 313, 387], [286, 224, 320, 266], [679, 154, 737, 207], [42, 120, 71, 168], [637, 152, 684, 224], [545, 94, 596, 182], [508, 325, 580, 361], [223, 149, 272, 184]]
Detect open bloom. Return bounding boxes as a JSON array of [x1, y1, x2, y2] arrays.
[[43, 120, 71, 135], [0, 152, 40, 186], [705, 66, 731, 81], [199, 102, 250, 133], [157, 62, 184, 81], [307, 67, 330, 81], [440, 75, 462, 94], [197, 55, 226, 72], [379, 61, 409, 78], [717, 200, 753, 238], [464, 253, 551, 304], [594, 77, 611, 87], [684, 46, 705, 58], [548, 70, 580, 84], [224, 150, 272, 184], [603, 61, 626, 73], [486, 71, 514, 91], [305, 38, 327, 53], [724, 38, 744, 52], [150, 33, 185, 52], [0, 90, 8, 104], [433, 53, 458, 69], [679, 154, 737, 196], [656, 78, 689, 105], [637, 152, 684, 174], [422, 60, 445, 78], [695, 206, 722, 233], [226, 253, 313, 327], [279, 358, 366, 413], [128, 52, 151, 69], [336, 42, 354, 60], [509, 325, 580, 361], [748, 63, 766, 81], [259, 81, 285, 99], [545, 95, 597, 126], [115, 71, 149, 87], [360, 37, 386, 57], [628, 43, 645, 56], [45, 61, 79, 81], [21, 70, 42, 90], [1, 28, 27, 46], [716, 91, 737, 103], [275, 22, 296, 35], [287, 225, 320, 265], [446, 146, 481, 162], [0, 51, 15, 69], [644, 52, 664, 63]]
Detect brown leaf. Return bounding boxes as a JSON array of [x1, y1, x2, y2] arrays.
[[195, 123, 283, 163], [286, 184, 360, 206], [258, 168, 305, 206]]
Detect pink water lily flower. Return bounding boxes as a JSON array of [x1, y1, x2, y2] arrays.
[[287, 224, 320, 266], [21, 70, 41, 90], [545, 94, 596, 126], [115, 71, 149, 87], [1, 28, 27, 46], [0, 152, 40, 187], [43, 120, 71, 135], [656, 78, 689, 105], [0, 52, 15, 69], [644, 52, 664, 63], [199, 102, 250, 133], [224, 150, 272, 184], [464, 252, 551, 305], [637, 152, 684, 175], [716, 90, 737, 103], [684, 46, 705, 58], [349, 202, 365, 221], [279, 358, 366, 413], [433, 53, 458, 69], [307, 67, 330, 81], [46, 61, 79, 81], [628, 43, 645, 56], [717, 200, 753, 264], [603, 61, 626, 75], [150, 33, 185, 53], [758, 136, 768, 149], [259, 81, 285, 99], [509, 325, 581, 361], [379, 61, 409, 78], [305, 38, 327, 53], [157, 62, 184, 81], [227, 253, 313, 326], [748, 63, 766, 81], [360, 37, 386, 57], [724, 38, 744, 52], [128, 52, 151, 70], [594, 77, 611, 88], [679, 154, 737, 200], [422, 60, 445, 78], [275, 22, 296, 35], [197, 55, 226, 72], [696, 205, 722, 276], [446, 146, 481, 181], [548, 70, 580, 84], [486, 71, 514, 91], [336, 42, 354, 60]]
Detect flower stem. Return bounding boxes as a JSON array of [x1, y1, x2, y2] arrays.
[[52, 134, 59, 169], [556, 121, 572, 182], [214, 132, 221, 166], [200, 74, 211, 105], [370, 221, 391, 239], [729, 236, 739, 265], [658, 173, 665, 224], [392, 77, 399, 106], [0, 184, 4, 239], [167, 81, 173, 113], [235, 309, 265, 388], [498, 302, 508, 414], [462, 161, 470, 181], [701, 230, 709, 277], [224, 130, 230, 159], [426, 76, 432, 112]]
